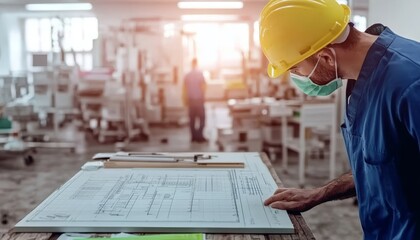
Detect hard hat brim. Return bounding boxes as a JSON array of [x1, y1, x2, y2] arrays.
[[267, 63, 284, 78]]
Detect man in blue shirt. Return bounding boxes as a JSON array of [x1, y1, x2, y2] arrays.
[[260, 0, 420, 239], [183, 58, 207, 143]]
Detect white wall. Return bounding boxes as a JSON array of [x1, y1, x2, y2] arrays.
[[369, 0, 420, 41], [0, 14, 11, 75], [0, 14, 26, 74], [7, 15, 25, 72]]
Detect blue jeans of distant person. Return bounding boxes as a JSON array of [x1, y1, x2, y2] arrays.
[[188, 102, 205, 141]]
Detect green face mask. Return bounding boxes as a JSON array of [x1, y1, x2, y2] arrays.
[[290, 49, 343, 96]]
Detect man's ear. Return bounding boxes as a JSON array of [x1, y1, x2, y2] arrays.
[[317, 48, 335, 67]]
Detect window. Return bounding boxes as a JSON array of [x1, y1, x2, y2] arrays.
[[182, 22, 249, 70], [353, 15, 367, 32], [25, 17, 98, 70], [253, 20, 259, 47]]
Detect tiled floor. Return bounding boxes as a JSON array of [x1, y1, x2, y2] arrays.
[[0, 105, 363, 239]]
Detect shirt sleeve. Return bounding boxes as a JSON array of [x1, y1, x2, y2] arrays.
[[398, 80, 420, 149]]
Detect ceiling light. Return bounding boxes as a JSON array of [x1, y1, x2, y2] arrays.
[[178, 1, 243, 9], [181, 14, 240, 22], [25, 3, 93, 11]]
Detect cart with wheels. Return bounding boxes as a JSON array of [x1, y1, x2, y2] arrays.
[[0, 147, 35, 166]]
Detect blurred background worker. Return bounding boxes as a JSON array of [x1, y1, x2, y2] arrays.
[[260, 0, 420, 239], [183, 58, 207, 143]]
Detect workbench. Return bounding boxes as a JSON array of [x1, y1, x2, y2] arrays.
[[1, 153, 315, 240]]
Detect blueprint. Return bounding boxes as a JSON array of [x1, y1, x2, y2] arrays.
[[15, 153, 294, 233]]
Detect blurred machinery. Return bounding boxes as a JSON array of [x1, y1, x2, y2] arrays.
[[215, 73, 340, 186], [216, 98, 266, 152], [0, 95, 34, 166], [76, 67, 150, 144], [0, 75, 34, 165]]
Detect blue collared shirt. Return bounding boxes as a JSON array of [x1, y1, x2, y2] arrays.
[[342, 27, 420, 239]]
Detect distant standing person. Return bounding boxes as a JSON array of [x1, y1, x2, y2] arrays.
[[183, 58, 207, 143]]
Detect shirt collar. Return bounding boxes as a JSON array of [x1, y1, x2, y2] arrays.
[[345, 27, 396, 126]]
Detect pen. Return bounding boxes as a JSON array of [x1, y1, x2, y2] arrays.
[[115, 152, 213, 160]]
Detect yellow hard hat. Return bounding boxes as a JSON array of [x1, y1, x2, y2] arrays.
[[260, 0, 351, 78]]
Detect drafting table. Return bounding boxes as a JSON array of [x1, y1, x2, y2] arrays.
[[3, 153, 315, 240]]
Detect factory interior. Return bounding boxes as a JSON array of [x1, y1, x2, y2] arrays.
[[0, 0, 419, 239]]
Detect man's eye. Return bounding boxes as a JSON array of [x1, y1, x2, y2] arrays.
[[290, 68, 299, 75]]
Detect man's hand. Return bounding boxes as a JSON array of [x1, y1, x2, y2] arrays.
[[264, 172, 356, 213], [264, 188, 322, 212]]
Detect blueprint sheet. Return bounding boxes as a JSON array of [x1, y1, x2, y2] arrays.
[[15, 153, 294, 233]]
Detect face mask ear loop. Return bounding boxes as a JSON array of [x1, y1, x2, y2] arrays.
[[307, 55, 321, 79], [330, 48, 338, 79]]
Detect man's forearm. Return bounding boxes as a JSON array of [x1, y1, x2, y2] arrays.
[[317, 172, 356, 203]]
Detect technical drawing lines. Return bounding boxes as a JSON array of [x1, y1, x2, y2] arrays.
[[17, 153, 295, 233], [51, 170, 242, 223]]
